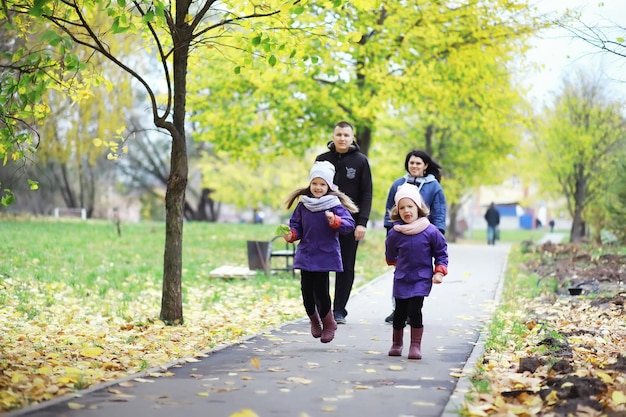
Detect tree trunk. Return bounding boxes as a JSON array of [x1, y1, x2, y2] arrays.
[[356, 124, 372, 156], [446, 202, 459, 243], [159, 12, 190, 324], [424, 124, 434, 155], [569, 168, 587, 243]]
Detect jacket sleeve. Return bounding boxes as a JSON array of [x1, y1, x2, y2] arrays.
[[383, 180, 399, 230], [356, 156, 373, 228], [288, 204, 304, 242], [334, 205, 356, 235], [385, 231, 399, 266], [430, 184, 447, 235], [431, 229, 448, 272]]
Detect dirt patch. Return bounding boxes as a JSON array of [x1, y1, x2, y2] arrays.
[[523, 242, 626, 295], [472, 243, 626, 416]]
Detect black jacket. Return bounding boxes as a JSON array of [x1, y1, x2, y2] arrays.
[[316, 142, 373, 228], [484, 205, 500, 227]]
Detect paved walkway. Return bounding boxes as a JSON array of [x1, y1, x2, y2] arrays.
[[536, 232, 566, 245], [8, 243, 511, 417]]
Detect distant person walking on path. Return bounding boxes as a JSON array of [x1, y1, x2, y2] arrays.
[[484, 202, 500, 245], [385, 184, 448, 359], [383, 150, 446, 324], [316, 121, 373, 325], [283, 161, 358, 343]]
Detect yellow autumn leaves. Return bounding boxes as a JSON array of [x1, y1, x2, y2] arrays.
[[462, 295, 626, 416]]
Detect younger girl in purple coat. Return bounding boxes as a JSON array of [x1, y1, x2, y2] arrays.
[[385, 183, 448, 359], [283, 161, 358, 343]]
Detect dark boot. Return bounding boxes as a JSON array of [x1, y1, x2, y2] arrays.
[[320, 311, 337, 343], [308, 311, 322, 338], [408, 327, 424, 360], [388, 328, 404, 356]]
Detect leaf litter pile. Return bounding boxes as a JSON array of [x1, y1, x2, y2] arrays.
[[463, 243, 626, 416], [0, 277, 303, 412]]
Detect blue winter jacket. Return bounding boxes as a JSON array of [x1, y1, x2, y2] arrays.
[[383, 174, 447, 234], [289, 202, 356, 272]]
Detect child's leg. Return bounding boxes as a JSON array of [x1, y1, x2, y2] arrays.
[[407, 296, 425, 360], [388, 297, 404, 356], [407, 296, 424, 328], [393, 298, 409, 329], [311, 271, 332, 317], [301, 270, 322, 338], [300, 270, 317, 316], [309, 271, 336, 343]]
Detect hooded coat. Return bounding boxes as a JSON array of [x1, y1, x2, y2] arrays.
[[316, 142, 373, 228], [385, 222, 448, 299], [289, 198, 356, 272]]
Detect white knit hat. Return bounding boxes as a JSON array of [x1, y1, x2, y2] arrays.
[[309, 161, 337, 191], [394, 183, 425, 208]]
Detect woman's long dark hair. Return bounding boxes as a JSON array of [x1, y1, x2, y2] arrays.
[[404, 150, 442, 182]]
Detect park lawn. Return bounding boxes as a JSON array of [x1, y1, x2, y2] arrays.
[[0, 217, 389, 412]]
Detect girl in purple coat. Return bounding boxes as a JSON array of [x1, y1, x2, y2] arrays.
[[283, 161, 358, 343], [385, 183, 448, 359]]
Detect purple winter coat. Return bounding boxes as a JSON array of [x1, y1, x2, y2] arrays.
[[385, 223, 448, 299], [289, 202, 356, 272]]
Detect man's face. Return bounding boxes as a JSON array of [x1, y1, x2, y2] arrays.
[[332, 126, 354, 154]]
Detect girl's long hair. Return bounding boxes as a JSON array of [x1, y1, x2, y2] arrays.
[[285, 187, 359, 213]]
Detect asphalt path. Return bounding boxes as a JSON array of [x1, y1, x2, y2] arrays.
[[8, 242, 510, 417]]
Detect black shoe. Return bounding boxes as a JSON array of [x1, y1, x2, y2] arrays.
[[385, 311, 394, 324], [333, 312, 346, 325]]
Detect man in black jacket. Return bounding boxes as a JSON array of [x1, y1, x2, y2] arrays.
[[316, 121, 373, 324], [484, 202, 500, 245]]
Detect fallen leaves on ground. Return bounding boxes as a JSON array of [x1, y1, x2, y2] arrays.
[[462, 244, 626, 416], [0, 279, 302, 412]]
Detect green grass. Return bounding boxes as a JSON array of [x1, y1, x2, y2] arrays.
[[459, 228, 567, 245], [0, 217, 389, 318]]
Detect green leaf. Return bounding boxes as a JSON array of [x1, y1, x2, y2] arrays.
[[28, 179, 39, 191], [142, 10, 155, 23], [234, 66, 241, 74], [1, 190, 15, 206], [251, 35, 262, 46], [268, 55, 277, 66], [617, 37, 624, 43], [275, 224, 290, 235]]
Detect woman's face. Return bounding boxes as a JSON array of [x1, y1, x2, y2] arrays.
[[408, 156, 428, 178], [397, 197, 418, 224], [310, 177, 330, 198]]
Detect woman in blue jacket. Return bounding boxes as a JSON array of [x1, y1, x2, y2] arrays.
[[282, 161, 358, 343], [384, 150, 447, 323]]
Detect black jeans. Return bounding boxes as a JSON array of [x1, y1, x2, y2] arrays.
[[333, 232, 359, 317]]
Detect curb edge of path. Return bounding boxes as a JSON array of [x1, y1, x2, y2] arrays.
[[441, 244, 510, 417]]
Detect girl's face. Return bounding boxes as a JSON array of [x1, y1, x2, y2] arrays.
[[408, 156, 428, 178], [310, 177, 330, 198], [397, 197, 419, 223]]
